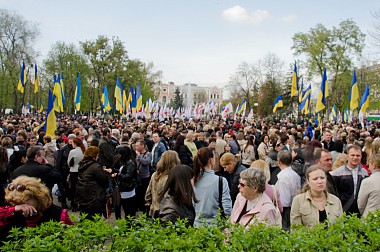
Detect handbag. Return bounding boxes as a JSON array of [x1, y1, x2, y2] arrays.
[[218, 176, 226, 218], [112, 179, 121, 207], [271, 185, 282, 227]]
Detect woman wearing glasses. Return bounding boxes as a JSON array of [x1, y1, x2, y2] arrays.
[[0, 176, 73, 240], [230, 168, 277, 227]]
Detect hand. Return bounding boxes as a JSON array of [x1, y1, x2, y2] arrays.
[[111, 173, 118, 178], [15, 204, 37, 217], [103, 168, 112, 174]]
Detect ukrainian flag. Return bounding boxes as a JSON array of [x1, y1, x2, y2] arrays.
[[237, 100, 246, 116], [359, 84, 370, 114], [136, 84, 143, 113], [44, 90, 57, 138], [74, 73, 81, 111], [114, 77, 122, 113], [315, 68, 328, 113], [349, 69, 359, 110], [299, 85, 311, 114], [101, 85, 111, 113], [53, 74, 64, 112], [34, 63, 40, 94], [291, 62, 298, 97], [273, 95, 283, 113], [17, 60, 26, 94]]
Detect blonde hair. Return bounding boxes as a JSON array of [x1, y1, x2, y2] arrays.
[[364, 137, 373, 160], [372, 139, 380, 154], [368, 154, 380, 171], [5, 176, 51, 212], [250, 160, 270, 184], [155, 150, 181, 181], [332, 154, 347, 171], [220, 153, 238, 167]]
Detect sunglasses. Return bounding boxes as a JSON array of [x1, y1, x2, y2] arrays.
[[7, 184, 27, 192]]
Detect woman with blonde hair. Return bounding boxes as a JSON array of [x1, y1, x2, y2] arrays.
[[185, 132, 198, 158], [145, 150, 181, 216], [372, 139, 380, 154], [251, 160, 283, 213], [220, 153, 246, 204], [332, 154, 347, 171], [358, 154, 380, 217], [0, 176, 73, 239], [291, 165, 343, 227]]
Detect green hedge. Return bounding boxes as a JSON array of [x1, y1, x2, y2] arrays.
[[2, 212, 380, 251]]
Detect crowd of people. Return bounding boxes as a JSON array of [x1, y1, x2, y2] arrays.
[[0, 112, 380, 237]]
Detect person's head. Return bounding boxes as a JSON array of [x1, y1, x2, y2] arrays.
[[372, 139, 380, 154], [83, 146, 100, 161], [245, 135, 255, 149], [75, 130, 85, 140], [260, 134, 269, 144], [208, 137, 216, 149], [220, 153, 239, 174], [5, 176, 51, 212], [27, 136, 37, 146], [102, 128, 111, 139], [131, 132, 140, 143], [238, 168, 266, 200], [332, 154, 347, 170], [152, 132, 160, 144], [346, 145, 362, 168], [56, 137, 65, 149], [302, 165, 326, 195], [174, 135, 186, 151], [111, 129, 120, 139], [1, 136, 13, 148], [193, 147, 214, 183], [26, 146, 45, 164], [186, 132, 194, 142], [68, 134, 76, 145], [197, 132, 205, 141], [223, 143, 232, 152], [250, 160, 270, 184], [42, 135, 52, 144], [161, 165, 197, 206], [72, 138, 86, 153], [314, 148, 333, 172], [368, 154, 380, 172], [273, 139, 283, 152], [114, 145, 133, 167], [277, 150, 292, 168], [155, 150, 181, 181], [135, 139, 147, 153], [324, 130, 332, 142]]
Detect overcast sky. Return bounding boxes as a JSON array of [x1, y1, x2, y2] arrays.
[[1, 0, 378, 90]]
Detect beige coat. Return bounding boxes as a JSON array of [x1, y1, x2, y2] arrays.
[[358, 171, 380, 217], [291, 190, 343, 227], [145, 172, 168, 216]]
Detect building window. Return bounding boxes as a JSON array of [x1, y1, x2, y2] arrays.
[[194, 94, 197, 99], [217, 95, 219, 99], [210, 94, 212, 99], [162, 96, 167, 103], [163, 88, 167, 92]]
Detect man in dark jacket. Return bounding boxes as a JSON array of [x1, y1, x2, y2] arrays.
[[11, 146, 62, 189], [98, 128, 115, 168], [151, 132, 166, 172]]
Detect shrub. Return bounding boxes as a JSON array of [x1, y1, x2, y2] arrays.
[[2, 212, 380, 251]]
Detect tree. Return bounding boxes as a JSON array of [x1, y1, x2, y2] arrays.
[[171, 87, 184, 110], [292, 19, 365, 111], [0, 9, 40, 111], [43, 41, 90, 113]]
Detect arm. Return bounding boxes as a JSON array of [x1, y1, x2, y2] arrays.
[[222, 178, 232, 216], [145, 173, 154, 205], [139, 152, 152, 167], [290, 196, 302, 226], [357, 180, 369, 216], [230, 172, 240, 204], [276, 188, 283, 213], [119, 161, 136, 181]]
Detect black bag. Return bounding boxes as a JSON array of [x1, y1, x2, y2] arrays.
[[112, 180, 121, 207], [69, 157, 75, 167], [218, 176, 226, 218]]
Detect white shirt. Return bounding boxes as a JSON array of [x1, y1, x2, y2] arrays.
[[275, 166, 301, 207], [347, 166, 359, 198]]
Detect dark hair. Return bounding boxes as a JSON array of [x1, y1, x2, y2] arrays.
[[260, 134, 268, 143], [334, 140, 344, 153], [72, 138, 85, 153], [113, 145, 135, 169], [208, 137, 216, 144], [160, 165, 198, 206], [244, 135, 255, 151], [102, 128, 110, 137], [174, 135, 186, 152], [0, 147, 8, 173], [26, 146, 44, 160], [193, 147, 214, 184], [136, 139, 146, 147], [56, 137, 64, 149], [314, 148, 330, 162], [90, 138, 99, 147], [277, 150, 292, 166]]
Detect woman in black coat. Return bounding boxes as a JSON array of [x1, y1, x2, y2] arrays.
[[173, 135, 193, 168]]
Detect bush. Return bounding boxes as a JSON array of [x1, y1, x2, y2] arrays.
[[2, 212, 380, 251]]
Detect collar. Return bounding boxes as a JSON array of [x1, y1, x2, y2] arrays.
[[305, 190, 335, 205]]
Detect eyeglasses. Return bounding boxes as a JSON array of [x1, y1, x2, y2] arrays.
[[7, 184, 27, 192]]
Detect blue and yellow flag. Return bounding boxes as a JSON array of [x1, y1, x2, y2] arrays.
[[39, 103, 43, 113], [298, 78, 304, 103], [53, 74, 64, 112], [236, 100, 246, 116], [291, 62, 298, 97], [273, 95, 283, 113], [122, 84, 127, 114], [60, 73, 66, 106], [344, 109, 349, 122], [44, 90, 57, 138], [315, 68, 328, 113], [349, 69, 359, 110], [130, 86, 137, 115], [136, 83, 143, 113], [299, 84, 311, 114], [101, 85, 112, 113], [74, 73, 81, 111], [359, 84, 370, 114], [315, 113, 321, 127], [34, 63, 40, 93], [114, 77, 122, 113], [17, 60, 26, 94]]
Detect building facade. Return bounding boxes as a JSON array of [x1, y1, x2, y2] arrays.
[[156, 82, 223, 109]]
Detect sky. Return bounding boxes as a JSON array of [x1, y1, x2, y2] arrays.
[[1, 0, 379, 90]]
